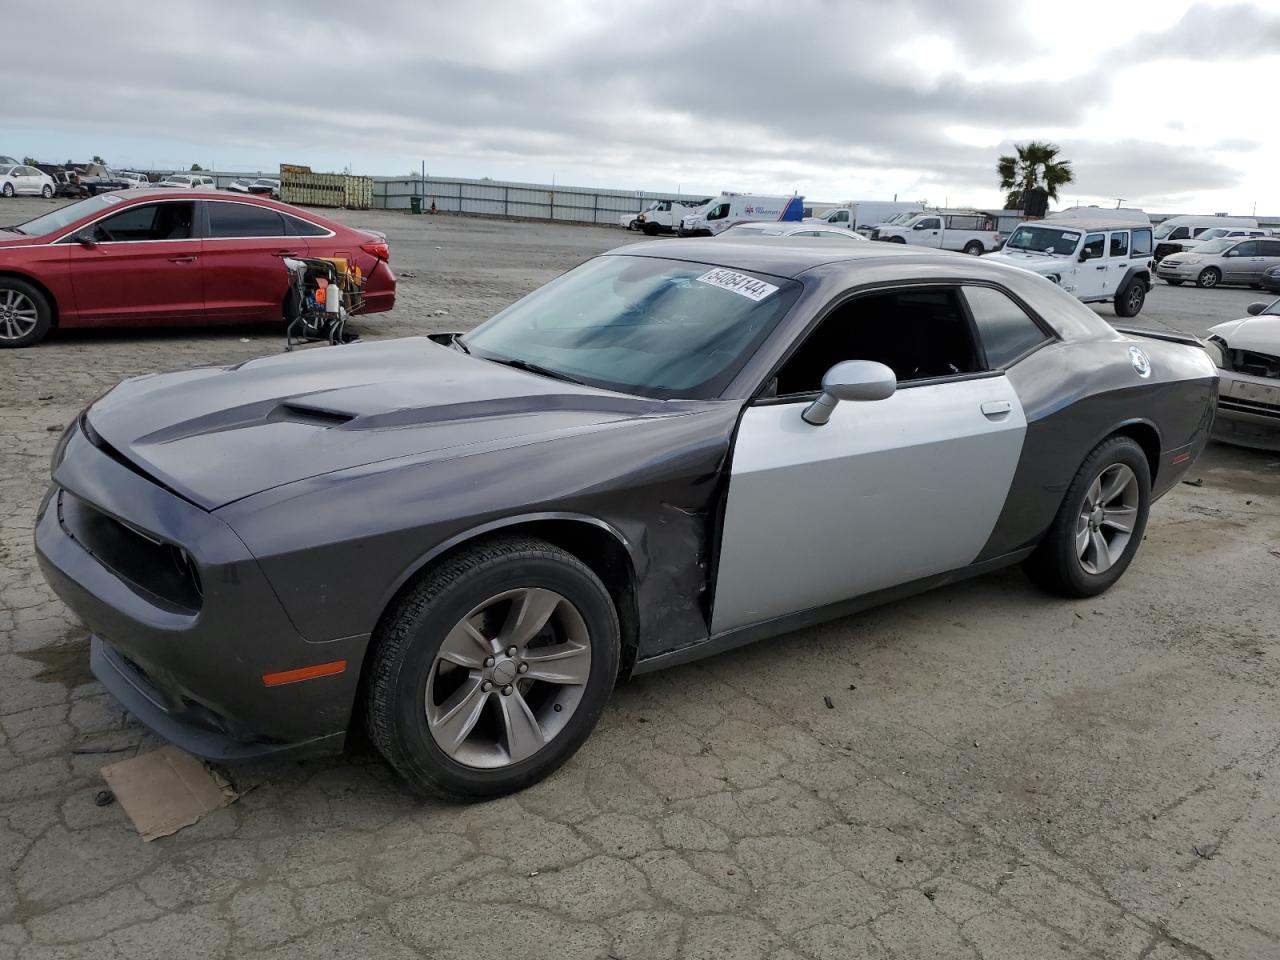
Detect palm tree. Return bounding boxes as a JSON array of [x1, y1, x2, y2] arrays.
[[997, 142, 1074, 212]]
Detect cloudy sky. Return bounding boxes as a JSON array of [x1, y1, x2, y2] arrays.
[[5, 0, 1278, 213]]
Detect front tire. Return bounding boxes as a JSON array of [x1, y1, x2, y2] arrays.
[[1023, 436, 1151, 598], [890, 236, 906, 243], [1114, 278, 1146, 317], [0, 278, 53, 347], [1196, 267, 1221, 289], [642, 222, 659, 236], [365, 536, 619, 802], [1, 183, 12, 198], [1164, 279, 1184, 286]]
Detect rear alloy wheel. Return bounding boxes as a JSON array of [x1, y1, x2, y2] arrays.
[[0, 280, 53, 348], [1114, 279, 1146, 318], [366, 536, 619, 801], [963, 241, 984, 256], [1196, 267, 1221, 289], [1024, 435, 1151, 597], [41, 185, 52, 199]]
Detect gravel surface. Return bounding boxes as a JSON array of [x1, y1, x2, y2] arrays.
[[1, 196, 1278, 959]]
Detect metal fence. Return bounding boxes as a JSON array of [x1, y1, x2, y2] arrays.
[[372, 175, 711, 226]]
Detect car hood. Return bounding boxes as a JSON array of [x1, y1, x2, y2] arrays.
[[85, 337, 669, 511], [1208, 315, 1280, 353], [985, 251, 1062, 271]]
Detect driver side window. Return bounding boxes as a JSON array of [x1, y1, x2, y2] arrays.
[[707, 204, 729, 221], [1081, 233, 1105, 260], [772, 286, 982, 396], [83, 202, 195, 242]]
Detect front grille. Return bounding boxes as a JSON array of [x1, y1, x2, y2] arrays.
[[1155, 242, 1183, 259], [1219, 397, 1280, 420], [1226, 349, 1280, 379], [57, 492, 203, 612]]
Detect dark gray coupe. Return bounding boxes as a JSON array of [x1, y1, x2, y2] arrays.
[[37, 239, 1217, 800]]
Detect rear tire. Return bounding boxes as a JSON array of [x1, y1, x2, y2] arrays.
[[0, 278, 53, 348], [1196, 267, 1221, 289], [41, 185, 52, 199], [1023, 436, 1151, 598], [963, 241, 984, 256], [365, 536, 619, 802], [1113, 278, 1146, 318]]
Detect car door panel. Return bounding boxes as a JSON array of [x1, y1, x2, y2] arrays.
[[65, 201, 203, 325], [1075, 233, 1107, 299], [711, 375, 1027, 634], [200, 200, 298, 321]]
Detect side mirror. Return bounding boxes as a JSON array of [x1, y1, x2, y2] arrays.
[[1247, 302, 1268, 316], [802, 360, 897, 426], [74, 232, 96, 247]]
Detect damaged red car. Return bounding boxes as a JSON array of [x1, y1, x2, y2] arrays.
[[0, 190, 395, 347]]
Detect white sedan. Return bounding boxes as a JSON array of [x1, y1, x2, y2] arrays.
[[1204, 297, 1280, 450], [0, 165, 55, 199]]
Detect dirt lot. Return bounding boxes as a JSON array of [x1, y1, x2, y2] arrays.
[[1, 196, 1278, 960]]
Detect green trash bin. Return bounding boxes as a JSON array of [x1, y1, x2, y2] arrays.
[[410, 196, 422, 215]]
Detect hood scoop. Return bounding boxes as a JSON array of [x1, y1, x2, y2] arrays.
[[268, 403, 356, 427]]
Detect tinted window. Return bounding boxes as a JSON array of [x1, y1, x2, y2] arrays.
[[963, 286, 1048, 368], [1259, 240, 1280, 257], [1229, 241, 1259, 257], [706, 203, 729, 220], [90, 202, 194, 242], [773, 287, 981, 394], [1081, 234, 1105, 260], [1168, 227, 1189, 240], [283, 214, 330, 237], [207, 202, 286, 238], [1131, 228, 1153, 257], [948, 215, 980, 231], [1109, 232, 1129, 257]]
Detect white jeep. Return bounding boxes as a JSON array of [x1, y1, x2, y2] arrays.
[[986, 217, 1154, 317]]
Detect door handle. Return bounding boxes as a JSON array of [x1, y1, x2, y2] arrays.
[[981, 400, 1012, 419], [1096, 265, 1107, 270], [168, 255, 198, 263], [273, 250, 300, 257]]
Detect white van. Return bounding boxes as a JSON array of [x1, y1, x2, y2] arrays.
[[678, 193, 805, 236], [1153, 216, 1259, 260], [874, 210, 1004, 255]]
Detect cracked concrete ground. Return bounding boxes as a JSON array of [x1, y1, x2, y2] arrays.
[[2, 197, 1278, 959]]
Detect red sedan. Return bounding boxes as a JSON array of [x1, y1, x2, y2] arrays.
[[0, 190, 395, 347]]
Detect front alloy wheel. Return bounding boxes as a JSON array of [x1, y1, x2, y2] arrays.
[[366, 536, 619, 801], [425, 587, 593, 768]]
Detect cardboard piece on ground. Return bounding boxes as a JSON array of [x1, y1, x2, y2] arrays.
[[100, 746, 237, 841]]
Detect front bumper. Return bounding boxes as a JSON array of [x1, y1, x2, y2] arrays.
[[35, 422, 365, 759], [1156, 261, 1201, 282], [1213, 369, 1280, 451]]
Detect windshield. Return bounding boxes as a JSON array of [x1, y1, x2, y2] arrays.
[[9, 194, 121, 237], [1196, 239, 1234, 254], [1154, 222, 1179, 239], [1260, 298, 1280, 317], [1196, 229, 1230, 242], [462, 255, 800, 399], [1005, 225, 1081, 255]]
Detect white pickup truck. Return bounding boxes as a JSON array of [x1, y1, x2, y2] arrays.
[[873, 211, 1004, 255]]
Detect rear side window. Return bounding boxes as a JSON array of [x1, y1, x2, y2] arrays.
[[283, 214, 330, 237], [962, 286, 1049, 368], [1259, 240, 1280, 257], [948, 215, 979, 230], [1109, 232, 1129, 257], [207, 202, 286, 238], [1131, 229, 1153, 257]]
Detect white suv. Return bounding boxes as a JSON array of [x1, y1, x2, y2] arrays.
[[986, 217, 1154, 317]]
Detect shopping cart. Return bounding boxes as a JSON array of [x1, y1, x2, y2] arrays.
[[282, 256, 366, 350]]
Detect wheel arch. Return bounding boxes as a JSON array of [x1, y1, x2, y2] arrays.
[[0, 270, 60, 327], [355, 513, 642, 715], [1100, 418, 1162, 486]]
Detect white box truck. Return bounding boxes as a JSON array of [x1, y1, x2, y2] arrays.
[[621, 198, 714, 235], [678, 193, 805, 236]]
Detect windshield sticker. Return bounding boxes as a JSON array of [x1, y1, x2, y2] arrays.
[[696, 268, 779, 301], [1062, 232, 1076, 240], [101, 194, 122, 204]]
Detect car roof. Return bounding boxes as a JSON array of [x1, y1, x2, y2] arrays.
[[1032, 216, 1150, 231], [610, 237, 985, 279]]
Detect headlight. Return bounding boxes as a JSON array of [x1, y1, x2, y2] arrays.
[[1045, 273, 1061, 285], [1182, 255, 1203, 264], [1203, 336, 1227, 369]]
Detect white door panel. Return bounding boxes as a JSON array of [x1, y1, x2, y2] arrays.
[[711, 375, 1026, 634]]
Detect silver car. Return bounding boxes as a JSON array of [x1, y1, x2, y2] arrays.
[[1158, 237, 1280, 289], [1204, 298, 1280, 450]]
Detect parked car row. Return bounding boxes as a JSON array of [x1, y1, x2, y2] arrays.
[[0, 189, 395, 347]]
